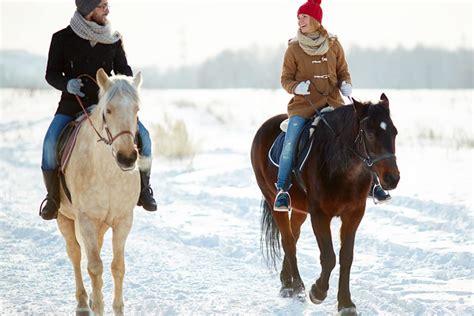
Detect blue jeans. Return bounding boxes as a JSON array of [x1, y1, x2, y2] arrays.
[[137, 120, 152, 158], [41, 114, 152, 171], [277, 115, 309, 190], [41, 114, 74, 171]]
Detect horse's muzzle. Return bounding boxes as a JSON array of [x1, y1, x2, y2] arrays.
[[382, 172, 400, 190], [116, 150, 138, 171]]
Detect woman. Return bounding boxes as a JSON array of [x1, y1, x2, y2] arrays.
[[274, 0, 388, 211]]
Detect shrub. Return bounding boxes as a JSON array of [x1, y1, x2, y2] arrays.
[[152, 115, 198, 159]]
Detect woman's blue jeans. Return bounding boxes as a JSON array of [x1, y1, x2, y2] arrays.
[[276, 115, 309, 190], [41, 114, 152, 171]]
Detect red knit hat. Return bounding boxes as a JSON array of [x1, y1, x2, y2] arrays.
[[297, 0, 323, 24]]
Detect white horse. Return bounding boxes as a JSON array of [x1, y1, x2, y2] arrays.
[[57, 68, 142, 315]]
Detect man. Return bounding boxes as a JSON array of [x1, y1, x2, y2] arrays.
[[40, 0, 157, 220]]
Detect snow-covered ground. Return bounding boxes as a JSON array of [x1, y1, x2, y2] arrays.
[[0, 88, 472, 315]]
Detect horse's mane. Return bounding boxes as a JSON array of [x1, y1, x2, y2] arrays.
[[97, 75, 140, 110], [312, 104, 362, 177]]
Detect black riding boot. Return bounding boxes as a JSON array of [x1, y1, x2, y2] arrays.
[[368, 174, 391, 203], [39, 170, 60, 220], [137, 171, 157, 211]]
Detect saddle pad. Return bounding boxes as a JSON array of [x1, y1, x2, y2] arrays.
[[57, 116, 87, 174], [268, 122, 314, 171]]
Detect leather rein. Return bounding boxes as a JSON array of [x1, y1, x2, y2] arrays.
[[75, 74, 135, 146]]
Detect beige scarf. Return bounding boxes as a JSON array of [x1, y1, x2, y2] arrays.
[[296, 29, 331, 56], [70, 10, 121, 47]]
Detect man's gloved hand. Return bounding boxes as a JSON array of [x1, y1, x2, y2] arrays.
[[294, 80, 311, 95], [340, 80, 352, 97], [67, 79, 85, 97]]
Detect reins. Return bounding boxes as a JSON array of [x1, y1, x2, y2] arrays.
[[75, 74, 135, 145]]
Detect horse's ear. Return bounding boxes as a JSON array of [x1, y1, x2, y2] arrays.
[[133, 72, 142, 89], [96, 68, 110, 91], [380, 93, 389, 110], [351, 97, 367, 118]]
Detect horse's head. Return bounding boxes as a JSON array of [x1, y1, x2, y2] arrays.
[[96, 68, 142, 171], [352, 94, 400, 190]]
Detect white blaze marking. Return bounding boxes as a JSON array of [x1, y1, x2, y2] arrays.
[[380, 121, 387, 130]]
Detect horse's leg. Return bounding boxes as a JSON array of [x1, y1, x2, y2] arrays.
[[111, 216, 133, 316], [56, 213, 89, 312], [290, 210, 308, 242], [272, 211, 305, 299], [77, 214, 104, 315], [279, 210, 308, 296], [97, 223, 109, 254], [309, 211, 335, 304], [279, 256, 292, 297], [337, 211, 364, 314]]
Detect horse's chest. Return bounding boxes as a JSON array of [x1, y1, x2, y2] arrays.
[[68, 171, 140, 216]]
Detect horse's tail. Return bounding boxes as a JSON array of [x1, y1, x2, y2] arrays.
[[260, 198, 281, 270]]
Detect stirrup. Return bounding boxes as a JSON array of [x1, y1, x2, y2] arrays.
[[370, 185, 391, 205], [141, 186, 154, 196], [38, 197, 59, 218], [273, 190, 292, 212]]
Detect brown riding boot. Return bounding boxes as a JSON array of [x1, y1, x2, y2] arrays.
[[39, 169, 60, 220]]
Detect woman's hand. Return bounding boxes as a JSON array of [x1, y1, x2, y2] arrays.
[[294, 80, 311, 95], [340, 81, 352, 97]]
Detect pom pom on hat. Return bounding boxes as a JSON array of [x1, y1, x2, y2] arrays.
[[297, 0, 323, 24]]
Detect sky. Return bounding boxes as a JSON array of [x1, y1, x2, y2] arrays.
[[1, 0, 473, 69]]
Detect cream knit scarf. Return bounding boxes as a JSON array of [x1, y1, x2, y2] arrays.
[[296, 29, 331, 56], [70, 10, 121, 47]]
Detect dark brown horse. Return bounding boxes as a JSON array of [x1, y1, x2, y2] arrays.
[[251, 94, 400, 314]]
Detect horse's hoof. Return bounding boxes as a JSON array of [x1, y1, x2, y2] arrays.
[[338, 307, 358, 316], [309, 284, 327, 304], [279, 287, 293, 298], [76, 308, 92, 316]]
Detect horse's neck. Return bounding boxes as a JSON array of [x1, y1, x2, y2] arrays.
[[314, 111, 363, 176]]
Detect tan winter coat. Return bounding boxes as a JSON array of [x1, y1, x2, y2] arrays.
[[281, 37, 352, 118]]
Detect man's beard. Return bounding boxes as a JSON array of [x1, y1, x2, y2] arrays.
[[91, 13, 107, 26]]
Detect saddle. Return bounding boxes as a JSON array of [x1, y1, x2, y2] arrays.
[[268, 107, 334, 191]]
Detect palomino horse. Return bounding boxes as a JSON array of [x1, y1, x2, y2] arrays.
[[57, 69, 142, 315], [251, 94, 400, 315]]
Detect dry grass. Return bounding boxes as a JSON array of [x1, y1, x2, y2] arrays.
[[152, 115, 198, 159]]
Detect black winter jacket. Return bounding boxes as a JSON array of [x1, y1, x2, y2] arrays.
[[45, 26, 133, 117]]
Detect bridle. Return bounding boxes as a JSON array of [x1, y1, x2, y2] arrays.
[[75, 74, 135, 146], [348, 116, 396, 168], [304, 94, 396, 168]]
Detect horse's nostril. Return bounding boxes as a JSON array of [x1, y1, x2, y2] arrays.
[[384, 173, 400, 187], [116, 151, 137, 167]]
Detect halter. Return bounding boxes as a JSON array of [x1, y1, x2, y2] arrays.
[[75, 74, 135, 146], [304, 94, 396, 168]]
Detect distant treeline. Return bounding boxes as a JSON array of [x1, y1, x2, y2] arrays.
[[1, 46, 472, 89]]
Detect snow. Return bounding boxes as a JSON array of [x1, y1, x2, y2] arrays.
[[0, 88, 472, 314]]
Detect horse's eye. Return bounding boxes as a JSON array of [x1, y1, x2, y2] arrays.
[[106, 109, 112, 114]]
